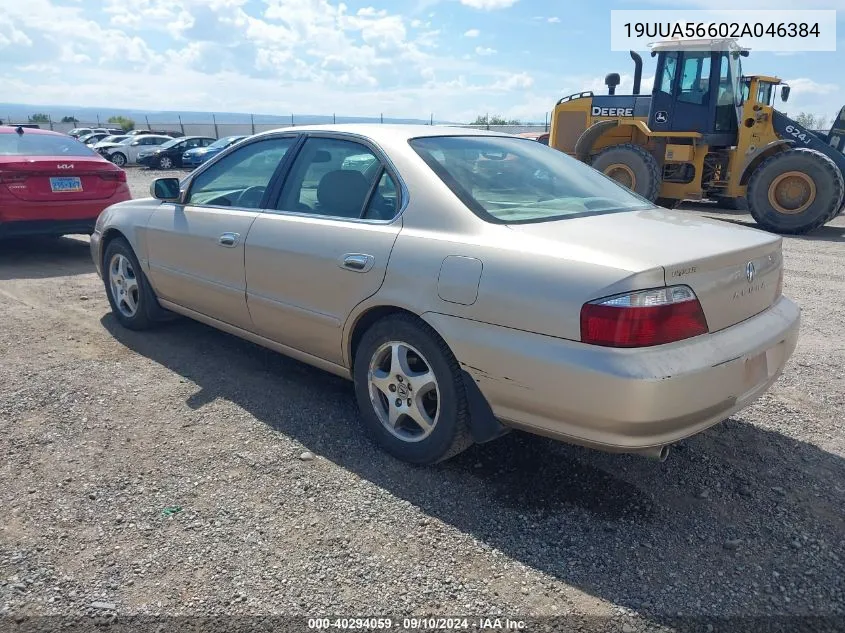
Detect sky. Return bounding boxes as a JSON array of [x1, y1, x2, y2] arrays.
[[1, 0, 844, 123]]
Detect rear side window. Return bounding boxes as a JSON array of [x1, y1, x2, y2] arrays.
[[0, 133, 97, 157], [277, 137, 387, 219]]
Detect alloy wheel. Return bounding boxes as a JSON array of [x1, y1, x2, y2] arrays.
[[108, 253, 139, 318], [367, 341, 440, 442]]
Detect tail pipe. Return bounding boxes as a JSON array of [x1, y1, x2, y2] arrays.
[[630, 50, 643, 95], [634, 444, 671, 462]]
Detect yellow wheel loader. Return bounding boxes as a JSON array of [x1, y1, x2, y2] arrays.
[[549, 38, 845, 234]]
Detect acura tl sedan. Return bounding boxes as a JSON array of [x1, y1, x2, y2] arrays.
[[90, 125, 800, 465]]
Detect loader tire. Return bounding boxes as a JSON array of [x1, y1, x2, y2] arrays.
[[591, 143, 661, 202], [747, 148, 843, 234]]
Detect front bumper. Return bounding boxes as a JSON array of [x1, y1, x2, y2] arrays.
[[137, 155, 157, 166], [90, 229, 103, 278], [424, 296, 801, 453]]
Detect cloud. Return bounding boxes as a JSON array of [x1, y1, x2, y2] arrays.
[[491, 72, 534, 90], [459, 0, 519, 9], [463, 28, 480, 37], [547, 16, 560, 23], [784, 78, 839, 96], [475, 46, 496, 55]]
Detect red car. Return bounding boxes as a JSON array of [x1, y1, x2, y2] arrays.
[[0, 126, 131, 238]]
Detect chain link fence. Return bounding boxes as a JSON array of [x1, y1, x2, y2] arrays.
[[0, 114, 551, 137]]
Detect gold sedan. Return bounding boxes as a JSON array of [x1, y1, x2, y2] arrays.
[[91, 125, 800, 464]]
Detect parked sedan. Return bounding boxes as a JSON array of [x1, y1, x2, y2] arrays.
[[137, 136, 217, 169], [78, 132, 111, 145], [91, 125, 800, 465], [102, 134, 172, 166], [0, 126, 130, 237], [182, 135, 247, 168], [92, 134, 130, 151]]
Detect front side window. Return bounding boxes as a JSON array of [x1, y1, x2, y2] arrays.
[[277, 137, 383, 218], [678, 53, 711, 105], [410, 135, 653, 224], [0, 133, 98, 157], [186, 136, 295, 208]]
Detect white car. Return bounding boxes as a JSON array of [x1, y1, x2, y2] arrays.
[[102, 134, 172, 166], [92, 134, 130, 151]]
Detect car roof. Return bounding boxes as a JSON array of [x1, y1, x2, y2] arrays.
[[0, 126, 67, 136], [251, 123, 518, 143]]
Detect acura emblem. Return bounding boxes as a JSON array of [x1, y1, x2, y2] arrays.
[[746, 261, 755, 283]]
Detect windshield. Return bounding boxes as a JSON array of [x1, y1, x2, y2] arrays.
[[409, 136, 654, 223], [101, 135, 126, 144], [0, 133, 98, 157], [209, 136, 242, 149]]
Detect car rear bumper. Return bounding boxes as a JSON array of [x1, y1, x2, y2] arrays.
[[0, 219, 96, 238], [423, 295, 801, 453]]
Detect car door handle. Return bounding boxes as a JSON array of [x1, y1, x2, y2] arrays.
[[218, 232, 240, 247], [340, 253, 374, 272]]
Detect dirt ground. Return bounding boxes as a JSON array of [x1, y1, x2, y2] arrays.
[[1, 167, 844, 631]]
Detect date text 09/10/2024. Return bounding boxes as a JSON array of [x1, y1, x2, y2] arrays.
[[307, 618, 528, 630]]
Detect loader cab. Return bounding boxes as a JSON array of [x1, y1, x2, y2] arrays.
[[647, 39, 747, 146]]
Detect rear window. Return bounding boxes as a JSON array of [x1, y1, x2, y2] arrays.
[[409, 136, 653, 223], [0, 133, 98, 157]]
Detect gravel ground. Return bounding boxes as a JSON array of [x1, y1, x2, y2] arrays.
[[1, 166, 844, 631]]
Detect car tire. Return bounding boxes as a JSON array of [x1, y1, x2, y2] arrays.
[[110, 152, 127, 167], [102, 238, 163, 331], [590, 143, 661, 201], [353, 314, 473, 465], [747, 148, 843, 234], [159, 156, 173, 169]]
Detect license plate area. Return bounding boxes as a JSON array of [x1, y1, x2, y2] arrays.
[[743, 351, 769, 390], [50, 176, 82, 193]]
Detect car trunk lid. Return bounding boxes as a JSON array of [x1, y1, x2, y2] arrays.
[[507, 208, 783, 333], [0, 157, 123, 201]]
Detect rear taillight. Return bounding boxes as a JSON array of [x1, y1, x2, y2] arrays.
[[580, 285, 709, 348], [99, 170, 127, 182], [0, 172, 28, 184]]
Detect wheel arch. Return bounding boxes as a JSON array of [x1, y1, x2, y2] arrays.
[[99, 227, 130, 270], [344, 304, 507, 444], [574, 120, 620, 162], [740, 139, 793, 185]]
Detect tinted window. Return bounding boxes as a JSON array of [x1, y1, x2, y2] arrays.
[[152, 137, 169, 145], [410, 135, 653, 223], [0, 133, 98, 157], [186, 137, 295, 208], [277, 137, 381, 218], [678, 53, 711, 105]]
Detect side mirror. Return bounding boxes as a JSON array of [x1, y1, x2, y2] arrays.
[[781, 85, 791, 102], [151, 177, 181, 201]]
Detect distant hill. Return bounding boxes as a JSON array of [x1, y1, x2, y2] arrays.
[[0, 102, 443, 125]]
